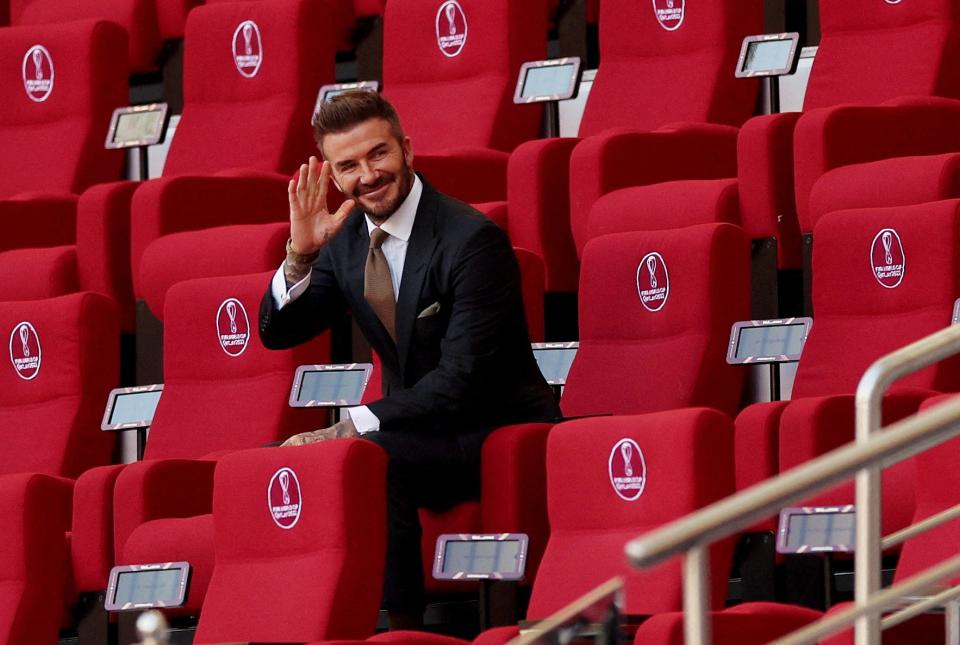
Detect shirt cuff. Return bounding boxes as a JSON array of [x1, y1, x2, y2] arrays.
[[270, 263, 311, 310], [346, 405, 380, 434]]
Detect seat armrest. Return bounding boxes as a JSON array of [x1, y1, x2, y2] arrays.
[[70, 464, 127, 592]]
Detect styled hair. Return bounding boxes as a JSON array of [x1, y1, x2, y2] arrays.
[[312, 90, 405, 152]]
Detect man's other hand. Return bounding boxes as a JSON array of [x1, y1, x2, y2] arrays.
[[281, 417, 359, 447]]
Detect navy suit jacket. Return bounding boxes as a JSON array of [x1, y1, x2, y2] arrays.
[[259, 177, 560, 438]]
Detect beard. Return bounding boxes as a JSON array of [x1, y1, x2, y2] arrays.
[[350, 163, 415, 222]]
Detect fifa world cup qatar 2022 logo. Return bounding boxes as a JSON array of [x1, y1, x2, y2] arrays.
[[870, 228, 905, 289], [436, 1, 467, 57], [9, 322, 41, 380], [637, 251, 670, 313], [652, 0, 685, 31], [22, 45, 54, 102], [232, 20, 263, 78], [268, 467, 302, 529], [608, 438, 647, 502], [216, 298, 250, 357]]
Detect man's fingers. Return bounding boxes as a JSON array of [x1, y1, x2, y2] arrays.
[[316, 160, 331, 208], [332, 198, 356, 226], [295, 163, 307, 194]]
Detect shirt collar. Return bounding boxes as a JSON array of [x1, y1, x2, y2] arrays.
[[364, 173, 422, 243]]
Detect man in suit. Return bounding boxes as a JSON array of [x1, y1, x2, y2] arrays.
[[259, 91, 559, 627]]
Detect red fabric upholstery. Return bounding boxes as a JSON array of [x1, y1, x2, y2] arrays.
[[156, 0, 202, 40], [0, 20, 126, 198], [529, 410, 735, 618], [140, 222, 289, 321], [419, 502, 481, 595], [506, 138, 580, 292], [580, 0, 760, 136], [0, 194, 77, 253], [795, 99, 960, 233], [110, 273, 331, 609], [512, 248, 545, 342], [0, 246, 78, 300], [207, 0, 354, 49], [561, 224, 751, 418], [70, 464, 125, 593], [0, 473, 73, 645], [194, 440, 388, 643], [0, 293, 118, 479], [734, 401, 790, 494], [383, 0, 544, 154], [804, 0, 960, 111], [12, 0, 161, 72], [569, 125, 740, 256], [736, 112, 804, 268], [587, 178, 740, 241], [412, 150, 509, 203], [797, 202, 960, 397], [634, 602, 821, 645]]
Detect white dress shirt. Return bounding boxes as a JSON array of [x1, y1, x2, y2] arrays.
[[270, 174, 423, 433]]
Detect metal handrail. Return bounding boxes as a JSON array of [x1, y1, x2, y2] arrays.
[[882, 502, 960, 550], [626, 323, 960, 645]]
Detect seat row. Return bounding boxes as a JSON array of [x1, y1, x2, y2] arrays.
[[5, 191, 960, 641]]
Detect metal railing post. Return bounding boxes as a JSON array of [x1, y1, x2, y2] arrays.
[[854, 364, 884, 645], [683, 546, 711, 645], [946, 600, 960, 645]]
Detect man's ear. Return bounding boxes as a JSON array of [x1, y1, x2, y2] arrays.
[[402, 136, 414, 167]]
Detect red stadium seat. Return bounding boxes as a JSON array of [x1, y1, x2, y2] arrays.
[[633, 601, 821, 645], [0, 293, 119, 639], [0, 293, 119, 479], [11, 0, 161, 73], [69, 272, 331, 609], [561, 224, 751, 418], [0, 21, 127, 303], [507, 0, 761, 293], [735, 201, 960, 538], [74, 0, 336, 332], [156, 0, 203, 41], [0, 473, 73, 645], [382, 0, 547, 204], [194, 440, 388, 643], [310, 408, 737, 645]]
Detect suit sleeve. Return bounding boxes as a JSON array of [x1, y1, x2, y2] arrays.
[[367, 223, 524, 430], [258, 244, 348, 350]]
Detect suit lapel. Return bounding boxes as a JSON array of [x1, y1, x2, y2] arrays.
[[394, 182, 439, 374]]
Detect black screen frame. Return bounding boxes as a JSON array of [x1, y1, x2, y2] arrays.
[[513, 57, 583, 104], [432, 533, 529, 581], [104, 103, 170, 149], [531, 341, 579, 385], [777, 506, 855, 554], [735, 33, 801, 78], [101, 384, 163, 431], [104, 562, 190, 611], [726, 317, 812, 365], [288, 363, 374, 408]]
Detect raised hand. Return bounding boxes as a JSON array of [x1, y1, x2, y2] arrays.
[[288, 156, 356, 255]]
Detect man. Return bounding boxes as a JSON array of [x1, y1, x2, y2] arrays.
[[259, 91, 560, 627]]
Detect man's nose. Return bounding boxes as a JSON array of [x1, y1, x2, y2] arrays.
[[358, 162, 378, 185]]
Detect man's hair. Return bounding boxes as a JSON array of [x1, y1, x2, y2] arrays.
[[312, 91, 405, 152]]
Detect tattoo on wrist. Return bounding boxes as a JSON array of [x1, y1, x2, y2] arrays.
[[283, 259, 313, 284]]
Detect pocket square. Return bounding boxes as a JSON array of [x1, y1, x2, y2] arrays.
[[417, 302, 441, 319]]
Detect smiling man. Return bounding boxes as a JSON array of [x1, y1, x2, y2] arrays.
[[258, 91, 559, 628]]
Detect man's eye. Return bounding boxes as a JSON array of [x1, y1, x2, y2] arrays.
[[372, 149, 387, 160]]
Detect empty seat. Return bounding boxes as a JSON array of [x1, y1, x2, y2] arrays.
[[74, 0, 337, 333], [0, 20, 127, 302], [381, 0, 547, 204], [311, 408, 737, 645], [507, 0, 761, 293], [195, 439, 388, 643], [69, 272, 331, 608], [736, 200, 960, 538]]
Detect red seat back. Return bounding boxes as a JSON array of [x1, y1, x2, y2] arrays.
[[561, 224, 750, 418], [0, 20, 127, 198], [579, 0, 761, 137], [196, 440, 387, 642], [804, 0, 960, 109], [794, 200, 960, 399], [0, 293, 118, 478], [162, 0, 336, 177], [528, 409, 735, 617], [382, 0, 546, 153], [11, 0, 161, 72], [144, 272, 331, 460]]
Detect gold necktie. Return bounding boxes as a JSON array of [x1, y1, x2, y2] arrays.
[[364, 227, 396, 341]]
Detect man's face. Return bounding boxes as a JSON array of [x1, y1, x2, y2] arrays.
[[321, 118, 414, 221]]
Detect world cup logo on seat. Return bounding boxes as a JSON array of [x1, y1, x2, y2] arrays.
[[652, 0, 685, 31], [232, 20, 263, 78], [436, 1, 467, 57], [217, 298, 250, 357], [609, 438, 646, 501], [870, 228, 905, 289], [268, 467, 302, 529], [9, 322, 41, 380], [637, 251, 670, 313], [22, 45, 54, 102]]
